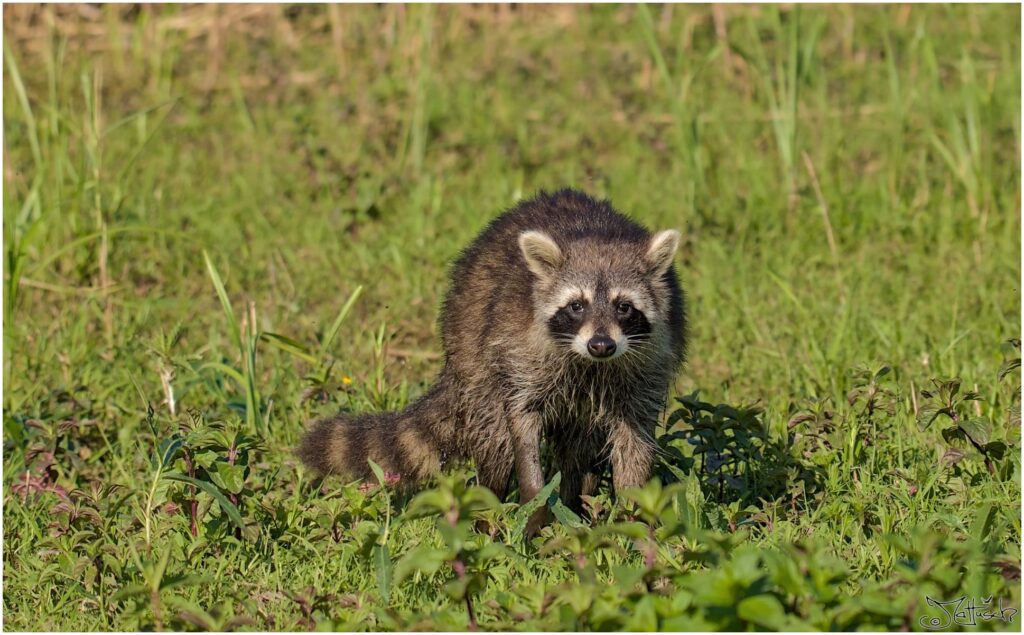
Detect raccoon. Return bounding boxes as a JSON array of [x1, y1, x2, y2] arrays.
[[299, 189, 686, 520]]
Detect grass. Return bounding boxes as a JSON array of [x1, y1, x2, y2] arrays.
[[2, 4, 1021, 631]]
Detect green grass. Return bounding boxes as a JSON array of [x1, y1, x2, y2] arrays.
[[2, 4, 1020, 631]]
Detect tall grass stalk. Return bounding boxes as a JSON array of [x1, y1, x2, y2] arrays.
[[203, 250, 266, 438]]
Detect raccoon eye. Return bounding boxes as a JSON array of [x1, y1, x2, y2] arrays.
[[616, 302, 633, 316], [569, 301, 584, 313]]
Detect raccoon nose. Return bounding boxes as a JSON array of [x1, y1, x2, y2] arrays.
[[587, 335, 616, 358]]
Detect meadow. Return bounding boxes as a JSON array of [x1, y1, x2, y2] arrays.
[[2, 4, 1021, 630]]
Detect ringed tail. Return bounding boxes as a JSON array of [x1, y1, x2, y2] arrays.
[[297, 384, 451, 485]]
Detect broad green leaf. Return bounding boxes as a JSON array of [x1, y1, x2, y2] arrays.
[[514, 472, 561, 526], [915, 403, 944, 431], [462, 486, 502, 511], [476, 542, 512, 563], [998, 356, 1021, 382], [550, 498, 585, 529], [969, 504, 996, 541], [367, 459, 388, 488], [192, 450, 218, 470], [858, 590, 908, 617], [164, 472, 247, 536], [959, 418, 992, 447], [373, 543, 392, 604], [154, 437, 184, 470], [984, 440, 1008, 460], [110, 583, 149, 603], [393, 546, 447, 583], [160, 573, 208, 591], [554, 584, 595, 614], [611, 564, 645, 591], [209, 462, 246, 495], [737, 594, 787, 629], [405, 490, 453, 519], [594, 522, 649, 540], [626, 594, 659, 632]]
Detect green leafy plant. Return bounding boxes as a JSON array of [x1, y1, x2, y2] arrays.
[[917, 377, 1009, 475], [395, 471, 509, 629]]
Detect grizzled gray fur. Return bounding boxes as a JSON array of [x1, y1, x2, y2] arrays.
[[299, 189, 686, 529]]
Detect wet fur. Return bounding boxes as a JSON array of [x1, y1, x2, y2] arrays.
[[298, 189, 686, 512]]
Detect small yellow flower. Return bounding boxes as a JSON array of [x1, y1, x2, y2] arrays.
[[341, 376, 353, 386]]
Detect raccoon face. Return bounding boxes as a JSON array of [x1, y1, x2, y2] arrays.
[[519, 228, 680, 362]]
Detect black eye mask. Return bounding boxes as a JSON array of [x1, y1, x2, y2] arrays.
[[618, 306, 651, 338], [548, 302, 586, 337]]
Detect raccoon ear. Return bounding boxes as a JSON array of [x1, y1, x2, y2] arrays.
[[645, 229, 680, 277], [519, 230, 564, 280]]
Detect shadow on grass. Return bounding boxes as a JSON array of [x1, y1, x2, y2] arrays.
[[656, 392, 825, 529]]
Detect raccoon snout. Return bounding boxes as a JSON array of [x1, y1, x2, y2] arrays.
[[586, 335, 617, 359]]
